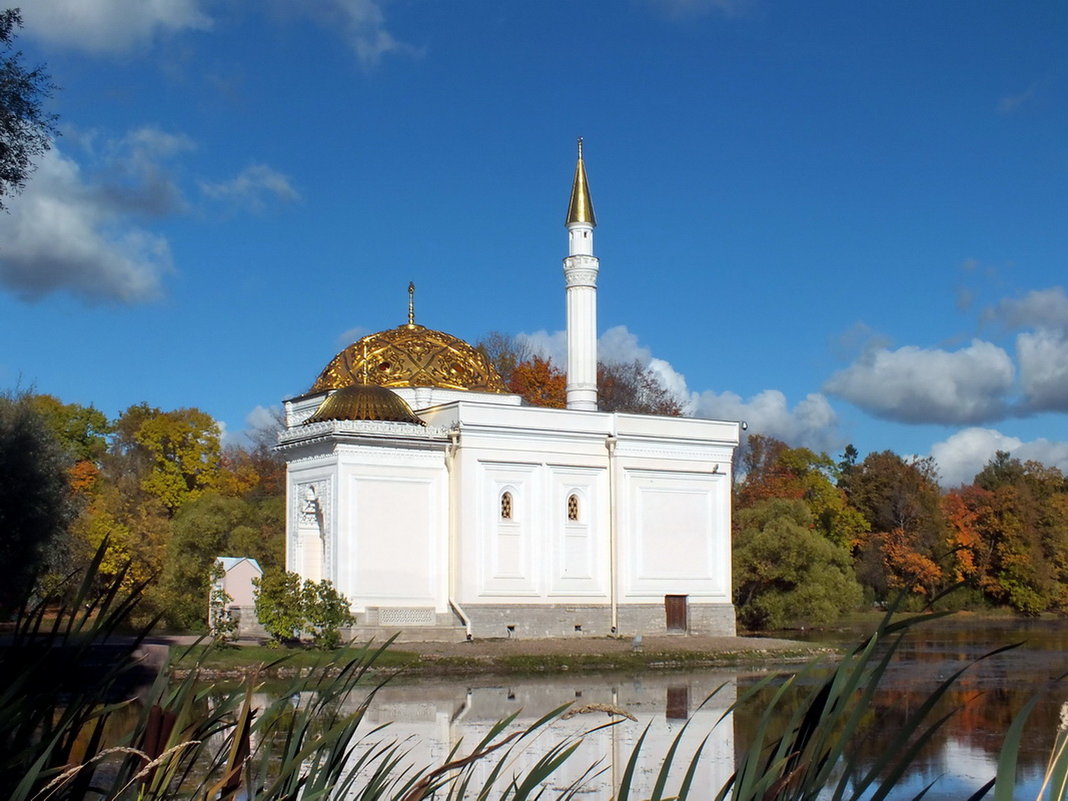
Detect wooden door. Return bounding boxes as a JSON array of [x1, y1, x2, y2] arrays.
[[665, 594, 688, 632]]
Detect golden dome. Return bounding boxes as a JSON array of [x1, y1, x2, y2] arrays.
[[311, 323, 507, 394], [305, 384, 424, 425]]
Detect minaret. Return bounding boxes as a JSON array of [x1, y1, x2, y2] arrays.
[[563, 138, 599, 411]]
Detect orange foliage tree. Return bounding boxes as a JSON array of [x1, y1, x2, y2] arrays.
[[508, 356, 566, 408]]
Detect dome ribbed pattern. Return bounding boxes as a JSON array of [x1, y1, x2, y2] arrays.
[[305, 384, 424, 426], [310, 323, 506, 394]]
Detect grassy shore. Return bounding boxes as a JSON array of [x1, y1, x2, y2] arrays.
[[170, 634, 832, 679]]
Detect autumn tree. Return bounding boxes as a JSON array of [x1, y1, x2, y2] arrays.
[[0, 9, 58, 209], [943, 454, 1068, 614], [478, 333, 684, 416], [508, 356, 566, 408], [735, 434, 867, 548], [846, 451, 947, 602], [597, 360, 683, 416], [109, 403, 222, 513], [477, 331, 532, 385], [30, 394, 111, 495], [72, 403, 225, 609]]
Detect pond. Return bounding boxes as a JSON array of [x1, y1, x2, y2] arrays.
[[249, 617, 1068, 799]]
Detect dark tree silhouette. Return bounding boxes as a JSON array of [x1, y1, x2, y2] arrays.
[[0, 9, 57, 209]]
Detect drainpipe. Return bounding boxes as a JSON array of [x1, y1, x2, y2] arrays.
[[606, 434, 618, 634], [446, 426, 473, 639]]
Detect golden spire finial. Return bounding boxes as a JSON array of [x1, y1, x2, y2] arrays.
[[407, 281, 415, 326], [566, 137, 596, 227]]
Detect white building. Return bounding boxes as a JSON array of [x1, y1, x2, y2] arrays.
[[279, 143, 740, 638]]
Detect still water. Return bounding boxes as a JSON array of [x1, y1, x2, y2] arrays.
[[271, 619, 1068, 798]]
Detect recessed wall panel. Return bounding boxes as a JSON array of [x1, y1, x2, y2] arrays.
[[351, 476, 436, 602]]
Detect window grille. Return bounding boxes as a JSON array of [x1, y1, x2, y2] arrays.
[[501, 491, 513, 520], [567, 493, 579, 521]]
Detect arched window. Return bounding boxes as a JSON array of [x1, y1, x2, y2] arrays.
[[500, 491, 513, 520], [567, 493, 579, 521]]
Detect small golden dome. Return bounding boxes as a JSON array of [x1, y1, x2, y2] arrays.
[[311, 323, 506, 394], [305, 384, 424, 426]]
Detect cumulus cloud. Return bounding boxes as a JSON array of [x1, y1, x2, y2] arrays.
[[693, 389, 842, 453], [984, 287, 1068, 413], [0, 145, 172, 303], [516, 329, 567, 365], [21, 0, 211, 55], [1016, 330, 1068, 412], [200, 164, 301, 212], [931, 428, 1068, 487], [824, 340, 1015, 424], [989, 287, 1068, 334], [514, 324, 842, 450], [598, 325, 652, 365]]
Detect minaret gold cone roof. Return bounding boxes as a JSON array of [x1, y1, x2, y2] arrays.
[[566, 137, 596, 226]]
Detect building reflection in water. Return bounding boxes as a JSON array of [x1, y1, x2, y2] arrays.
[[346, 671, 738, 796]]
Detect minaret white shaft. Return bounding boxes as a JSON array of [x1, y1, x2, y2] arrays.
[[564, 139, 599, 411]]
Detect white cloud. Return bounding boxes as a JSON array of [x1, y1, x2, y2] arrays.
[[692, 389, 842, 453], [990, 287, 1068, 333], [200, 164, 301, 212], [246, 404, 282, 431], [1016, 330, 1068, 412], [515, 324, 843, 450], [984, 287, 1068, 413], [0, 145, 172, 303], [21, 0, 211, 55], [598, 325, 652, 365], [930, 428, 1068, 487], [293, 0, 418, 68], [516, 329, 567, 366], [824, 339, 1014, 424]]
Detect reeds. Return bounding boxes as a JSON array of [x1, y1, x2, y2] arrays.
[[2, 547, 1066, 800]]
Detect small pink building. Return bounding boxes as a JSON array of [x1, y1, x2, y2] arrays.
[[211, 556, 266, 639]]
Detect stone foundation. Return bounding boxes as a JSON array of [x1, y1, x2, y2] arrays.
[[460, 603, 736, 639]]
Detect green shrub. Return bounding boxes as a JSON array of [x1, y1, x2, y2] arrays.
[[254, 569, 355, 648]]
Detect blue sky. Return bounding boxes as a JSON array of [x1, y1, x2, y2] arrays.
[[3, 1, 1066, 485]]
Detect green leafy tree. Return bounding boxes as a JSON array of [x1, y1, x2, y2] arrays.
[[303, 580, 356, 650], [160, 492, 283, 629], [0, 9, 58, 209], [733, 498, 862, 630], [28, 395, 111, 464], [0, 393, 74, 610], [254, 570, 354, 649], [253, 570, 306, 644], [736, 435, 867, 548]]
